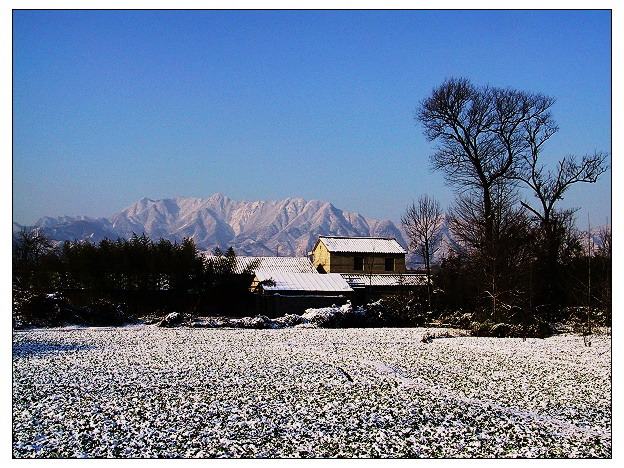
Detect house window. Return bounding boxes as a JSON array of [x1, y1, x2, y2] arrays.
[[354, 256, 364, 271], [385, 257, 395, 271]]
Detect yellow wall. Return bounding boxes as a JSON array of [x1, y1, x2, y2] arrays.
[[312, 241, 331, 273]]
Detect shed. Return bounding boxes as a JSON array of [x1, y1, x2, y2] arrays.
[[340, 272, 429, 305], [253, 271, 353, 294], [252, 271, 353, 317]]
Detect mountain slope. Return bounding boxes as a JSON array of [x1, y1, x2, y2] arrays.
[[16, 194, 466, 265]]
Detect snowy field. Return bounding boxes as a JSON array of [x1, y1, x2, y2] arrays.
[[13, 326, 611, 458]]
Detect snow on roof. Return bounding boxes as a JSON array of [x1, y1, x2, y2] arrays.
[[255, 271, 353, 292], [317, 236, 406, 254], [340, 273, 428, 287], [203, 255, 316, 274], [245, 257, 316, 274]]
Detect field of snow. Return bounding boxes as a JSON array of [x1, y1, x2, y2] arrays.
[[13, 326, 611, 458]]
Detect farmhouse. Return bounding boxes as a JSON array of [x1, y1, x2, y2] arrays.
[[311, 236, 407, 274], [204, 255, 351, 316], [204, 236, 428, 315], [310, 236, 428, 304]]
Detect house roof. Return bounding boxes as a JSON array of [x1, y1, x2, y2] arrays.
[[340, 273, 428, 287], [203, 255, 316, 274], [255, 271, 353, 292], [316, 236, 406, 254]]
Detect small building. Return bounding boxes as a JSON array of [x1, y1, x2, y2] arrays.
[[311, 236, 407, 274], [252, 271, 353, 317], [252, 271, 352, 295]]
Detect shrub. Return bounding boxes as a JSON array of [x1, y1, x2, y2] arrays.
[[442, 310, 473, 329], [469, 317, 553, 338], [157, 312, 185, 328], [273, 314, 305, 328], [301, 303, 363, 328], [489, 322, 513, 338], [13, 291, 76, 327], [80, 299, 128, 326], [523, 318, 554, 338]]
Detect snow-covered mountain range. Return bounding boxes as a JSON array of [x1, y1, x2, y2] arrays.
[[13, 194, 455, 266], [14, 193, 607, 265]]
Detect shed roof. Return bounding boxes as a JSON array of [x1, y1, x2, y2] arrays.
[[203, 255, 316, 274], [316, 236, 406, 254], [255, 271, 353, 292], [340, 273, 428, 287]]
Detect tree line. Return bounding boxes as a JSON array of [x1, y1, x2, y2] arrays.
[[402, 78, 611, 337], [12, 231, 257, 326]]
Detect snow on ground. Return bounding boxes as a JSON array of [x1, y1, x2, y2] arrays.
[[12, 326, 611, 458]]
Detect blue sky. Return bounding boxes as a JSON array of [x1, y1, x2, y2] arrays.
[[13, 10, 611, 226]]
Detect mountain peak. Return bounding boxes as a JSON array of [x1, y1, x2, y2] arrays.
[[209, 193, 229, 201]]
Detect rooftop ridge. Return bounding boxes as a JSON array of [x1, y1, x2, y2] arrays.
[[315, 236, 406, 254], [318, 235, 398, 240]]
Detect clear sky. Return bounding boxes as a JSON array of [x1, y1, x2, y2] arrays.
[[12, 9, 612, 227]]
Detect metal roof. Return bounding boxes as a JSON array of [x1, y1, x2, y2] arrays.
[[340, 273, 428, 287], [255, 271, 353, 292], [203, 255, 316, 274], [317, 236, 406, 254]]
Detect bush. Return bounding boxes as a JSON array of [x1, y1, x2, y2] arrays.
[[442, 310, 473, 329], [301, 302, 364, 328], [470, 317, 553, 338], [523, 318, 554, 338], [273, 314, 305, 328], [470, 320, 494, 337], [12, 289, 130, 328], [157, 311, 185, 328], [79, 299, 128, 326], [299, 299, 424, 328], [13, 291, 76, 327], [239, 315, 274, 329], [489, 322, 516, 338]]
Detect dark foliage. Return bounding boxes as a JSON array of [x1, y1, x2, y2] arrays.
[[198, 247, 259, 316], [12, 230, 258, 326]]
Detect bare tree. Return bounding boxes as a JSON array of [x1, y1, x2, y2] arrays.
[[417, 78, 556, 249], [449, 182, 532, 317], [12, 227, 56, 291], [417, 78, 555, 316], [401, 195, 443, 309], [595, 224, 612, 324], [595, 224, 612, 258], [513, 116, 608, 305], [13, 227, 55, 266]]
